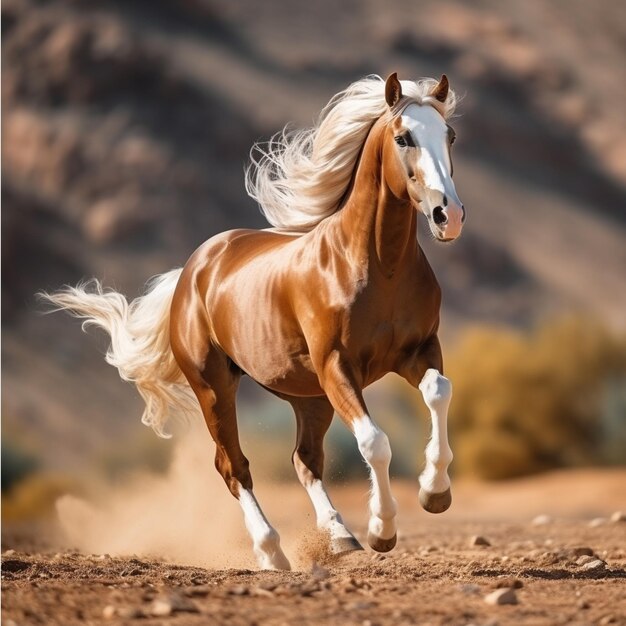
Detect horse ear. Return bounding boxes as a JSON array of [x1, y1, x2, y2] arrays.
[[385, 72, 403, 108], [430, 74, 449, 103]]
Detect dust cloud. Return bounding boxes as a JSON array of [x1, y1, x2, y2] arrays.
[[56, 425, 325, 570]]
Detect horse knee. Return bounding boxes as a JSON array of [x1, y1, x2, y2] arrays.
[[354, 418, 391, 468], [419, 369, 451, 412]]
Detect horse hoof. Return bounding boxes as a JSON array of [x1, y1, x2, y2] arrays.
[[419, 487, 452, 514], [367, 532, 397, 553], [331, 535, 364, 555]]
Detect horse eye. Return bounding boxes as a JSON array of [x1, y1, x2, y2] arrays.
[[449, 135, 456, 145], [394, 135, 407, 148]]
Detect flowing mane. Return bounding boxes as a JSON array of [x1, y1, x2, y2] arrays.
[[245, 75, 458, 233]]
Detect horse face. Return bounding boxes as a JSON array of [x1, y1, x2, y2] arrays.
[[384, 74, 465, 242]]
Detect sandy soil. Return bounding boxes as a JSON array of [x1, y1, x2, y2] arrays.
[[2, 469, 626, 626]]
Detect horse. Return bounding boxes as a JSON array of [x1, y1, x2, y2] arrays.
[[44, 72, 465, 570]]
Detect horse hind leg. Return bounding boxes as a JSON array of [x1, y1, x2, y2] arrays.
[[171, 324, 290, 570], [288, 395, 362, 554]]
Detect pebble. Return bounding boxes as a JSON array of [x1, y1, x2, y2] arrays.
[[581, 559, 606, 572], [3, 550, 16, 557], [570, 546, 594, 557], [470, 535, 491, 547], [185, 585, 211, 597], [102, 605, 116, 619], [610, 511, 625, 523], [150, 599, 173, 617], [588, 517, 606, 527], [484, 587, 518, 605], [228, 585, 249, 596], [495, 577, 523, 589], [576, 555, 596, 566], [149, 594, 199, 616], [251, 587, 275, 597], [117, 607, 143, 619], [532, 514, 553, 526], [577, 599, 590, 610]]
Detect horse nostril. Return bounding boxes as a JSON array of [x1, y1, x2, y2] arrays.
[[461, 205, 466, 223], [432, 206, 447, 225]]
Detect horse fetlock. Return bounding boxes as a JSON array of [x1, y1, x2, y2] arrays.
[[425, 444, 453, 469], [255, 527, 281, 552]]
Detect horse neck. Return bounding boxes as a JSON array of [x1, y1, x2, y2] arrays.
[[336, 120, 418, 277]]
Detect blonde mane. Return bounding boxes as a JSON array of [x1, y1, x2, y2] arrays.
[[245, 75, 458, 233]]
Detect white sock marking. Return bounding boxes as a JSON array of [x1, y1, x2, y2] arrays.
[[353, 415, 397, 540], [237, 483, 291, 570], [418, 369, 453, 494]]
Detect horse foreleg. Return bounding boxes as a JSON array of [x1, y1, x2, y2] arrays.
[[288, 395, 362, 554], [399, 335, 453, 514], [319, 351, 398, 553], [418, 368, 453, 513]]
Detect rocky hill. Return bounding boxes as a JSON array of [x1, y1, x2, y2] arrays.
[[3, 0, 626, 467]]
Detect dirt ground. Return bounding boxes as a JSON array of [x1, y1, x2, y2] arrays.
[[2, 469, 625, 626]]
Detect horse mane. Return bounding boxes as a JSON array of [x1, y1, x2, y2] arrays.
[[245, 75, 458, 233]]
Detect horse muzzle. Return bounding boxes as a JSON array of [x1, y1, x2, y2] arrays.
[[430, 201, 465, 242]]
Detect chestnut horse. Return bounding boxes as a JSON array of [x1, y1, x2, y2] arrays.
[[45, 73, 465, 570]]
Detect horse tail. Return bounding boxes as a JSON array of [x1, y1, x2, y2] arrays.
[[40, 269, 199, 438]]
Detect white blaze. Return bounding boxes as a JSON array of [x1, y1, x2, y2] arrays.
[[400, 103, 461, 207]]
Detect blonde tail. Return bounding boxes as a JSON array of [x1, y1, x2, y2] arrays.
[[40, 269, 199, 438]]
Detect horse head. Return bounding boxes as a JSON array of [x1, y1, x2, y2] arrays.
[[382, 73, 465, 242]]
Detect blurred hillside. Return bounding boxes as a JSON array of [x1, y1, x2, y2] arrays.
[[2, 0, 626, 470]]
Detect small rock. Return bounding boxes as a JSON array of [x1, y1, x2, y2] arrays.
[[570, 547, 594, 558], [588, 517, 606, 527], [581, 559, 606, 572], [484, 587, 518, 605], [117, 607, 143, 619], [470, 535, 491, 547], [102, 605, 116, 619], [576, 555, 596, 566], [185, 585, 210, 597], [532, 514, 552, 526], [150, 599, 173, 617], [3, 550, 16, 557], [251, 587, 274, 597], [610, 511, 625, 523], [599, 616, 617, 625], [228, 585, 249, 596], [311, 561, 331, 580], [577, 599, 590, 610], [495, 577, 523, 589]]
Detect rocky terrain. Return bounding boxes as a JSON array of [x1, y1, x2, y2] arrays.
[[3, 469, 626, 625]]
